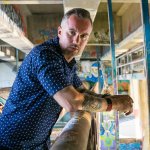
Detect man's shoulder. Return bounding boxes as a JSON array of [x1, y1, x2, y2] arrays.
[[34, 39, 57, 53], [31, 37, 61, 58]]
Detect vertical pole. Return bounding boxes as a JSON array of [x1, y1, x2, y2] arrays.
[[96, 46, 101, 150], [96, 46, 101, 93], [140, 0, 150, 148], [107, 0, 119, 149]]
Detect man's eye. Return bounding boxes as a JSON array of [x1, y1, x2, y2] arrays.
[[68, 31, 76, 36], [80, 35, 89, 41]]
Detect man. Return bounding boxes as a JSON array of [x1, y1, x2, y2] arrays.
[[0, 8, 133, 150]]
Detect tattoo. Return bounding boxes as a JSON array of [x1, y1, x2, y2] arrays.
[[82, 94, 103, 112]]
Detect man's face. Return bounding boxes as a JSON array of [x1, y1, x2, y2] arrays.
[[58, 15, 92, 59]]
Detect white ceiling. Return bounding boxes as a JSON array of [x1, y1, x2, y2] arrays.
[[27, 4, 64, 14], [0, 0, 63, 4]]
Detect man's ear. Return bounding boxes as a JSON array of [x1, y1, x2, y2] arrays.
[[58, 26, 62, 37]]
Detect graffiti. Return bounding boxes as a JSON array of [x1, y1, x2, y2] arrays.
[[81, 50, 97, 58], [0, 4, 26, 33], [38, 28, 57, 42], [30, 14, 62, 44], [94, 29, 118, 43], [118, 80, 129, 92], [34, 28, 58, 44], [104, 67, 112, 85], [85, 62, 104, 91], [100, 112, 116, 150], [81, 46, 97, 58], [120, 142, 142, 150], [77, 61, 104, 92]]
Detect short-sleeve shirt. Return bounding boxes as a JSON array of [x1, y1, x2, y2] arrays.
[[0, 37, 82, 149]]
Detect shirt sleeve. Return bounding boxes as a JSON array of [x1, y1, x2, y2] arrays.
[[34, 49, 71, 96]]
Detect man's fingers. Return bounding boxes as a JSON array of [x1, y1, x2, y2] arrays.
[[111, 95, 134, 113], [0, 105, 4, 109], [124, 107, 133, 116], [125, 111, 132, 116], [125, 111, 131, 115]]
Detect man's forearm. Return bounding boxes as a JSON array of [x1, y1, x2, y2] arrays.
[[82, 93, 108, 112], [76, 87, 111, 112]]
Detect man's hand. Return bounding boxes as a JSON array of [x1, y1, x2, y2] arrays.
[[109, 95, 134, 115], [0, 103, 4, 113]]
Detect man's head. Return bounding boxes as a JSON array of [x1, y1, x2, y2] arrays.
[[58, 8, 93, 61]]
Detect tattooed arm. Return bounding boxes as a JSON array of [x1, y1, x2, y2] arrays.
[[54, 85, 133, 115], [77, 84, 133, 114]]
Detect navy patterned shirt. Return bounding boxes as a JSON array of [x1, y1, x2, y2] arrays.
[[0, 37, 82, 150]]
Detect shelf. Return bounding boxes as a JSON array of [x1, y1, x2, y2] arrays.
[[117, 58, 144, 68], [118, 73, 145, 80], [117, 45, 145, 80]]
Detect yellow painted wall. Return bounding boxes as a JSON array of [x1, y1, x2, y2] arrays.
[[139, 80, 149, 150], [129, 79, 149, 149]]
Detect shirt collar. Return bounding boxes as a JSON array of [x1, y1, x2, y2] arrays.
[[50, 36, 77, 68]]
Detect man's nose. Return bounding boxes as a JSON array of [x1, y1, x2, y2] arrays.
[[73, 35, 80, 44]]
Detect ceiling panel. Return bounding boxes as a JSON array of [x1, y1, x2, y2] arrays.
[[27, 4, 64, 14], [0, 0, 63, 4]]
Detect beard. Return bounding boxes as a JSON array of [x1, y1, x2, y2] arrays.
[[68, 44, 79, 52], [62, 44, 80, 56]]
